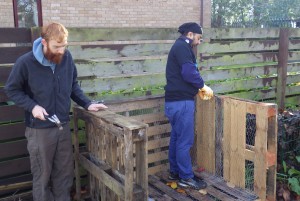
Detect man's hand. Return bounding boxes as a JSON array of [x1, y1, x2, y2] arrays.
[[198, 84, 214, 100], [88, 103, 108, 111], [32, 105, 48, 120]]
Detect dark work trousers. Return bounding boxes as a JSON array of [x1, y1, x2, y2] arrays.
[[164, 100, 195, 179], [25, 122, 73, 201]]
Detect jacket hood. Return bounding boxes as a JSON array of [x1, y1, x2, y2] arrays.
[[32, 37, 54, 67]]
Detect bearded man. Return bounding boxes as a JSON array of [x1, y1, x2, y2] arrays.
[[5, 22, 107, 201]]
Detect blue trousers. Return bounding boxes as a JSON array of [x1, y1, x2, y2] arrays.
[[165, 100, 195, 179]]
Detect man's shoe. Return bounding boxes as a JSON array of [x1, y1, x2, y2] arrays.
[[178, 177, 207, 190], [168, 172, 179, 180]]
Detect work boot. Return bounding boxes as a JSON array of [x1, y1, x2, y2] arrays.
[[168, 172, 179, 180], [178, 177, 207, 190]]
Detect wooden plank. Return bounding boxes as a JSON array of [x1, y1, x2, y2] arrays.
[[200, 52, 278, 68], [215, 96, 224, 177], [68, 28, 178, 42], [201, 64, 278, 81], [148, 150, 168, 164], [76, 57, 167, 78], [147, 124, 170, 137], [194, 96, 216, 173], [223, 97, 231, 181], [0, 66, 12, 84], [148, 175, 193, 201], [289, 39, 300, 49], [254, 105, 268, 199], [148, 164, 169, 175], [0, 140, 28, 159], [78, 153, 126, 199], [0, 122, 25, 141], [129, 112, 168, 124], [229, 99, 246, 188], [79, 73, 165, 94], [211, 74, 300, 94], [148, 185, 173, 201], [199, 40, 279, 54], [207, 28, 280, 40], [266, 105, 277, 201], [0, 28, 32, 43], [107, 97, 165, 113], [135, 128, 148, 200], [148, 137, 169, 150], [0, 47, 31, 64], [194, 171, 259, 201], [276, 29, 290, 110], [0, 87, 8, 103], [0, 105, 24, 123], [0, 157, 30, 178], [69, 43, 172, 59]]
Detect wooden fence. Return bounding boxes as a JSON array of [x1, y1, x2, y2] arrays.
[[0, 27, 299, 198]]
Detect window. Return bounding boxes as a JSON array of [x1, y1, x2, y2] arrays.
[[13, 0, 42, 28]]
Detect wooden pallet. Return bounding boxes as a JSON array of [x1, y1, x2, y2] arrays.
[[148, 171, 259, 201]]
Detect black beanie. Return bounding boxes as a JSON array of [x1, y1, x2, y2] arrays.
[[178, 22, 203, 34]]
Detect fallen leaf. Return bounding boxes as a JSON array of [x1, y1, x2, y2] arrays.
[[199, 189, 207, 195], [176, 188, 186, 194], [171, 182, 177, 189], [226, 182, 235, 188]]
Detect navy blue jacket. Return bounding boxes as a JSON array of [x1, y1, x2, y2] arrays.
[[5, 50, 91, 128], [165, 36, 204, 101]]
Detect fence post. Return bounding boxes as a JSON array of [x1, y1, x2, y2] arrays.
[[276, 28, 289, 111]]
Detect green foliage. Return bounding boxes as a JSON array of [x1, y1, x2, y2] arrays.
[[211, 0, 300, 27], [279, 157, 300, 195]]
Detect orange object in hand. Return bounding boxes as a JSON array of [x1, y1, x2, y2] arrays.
[[198, 84, 213, 100]]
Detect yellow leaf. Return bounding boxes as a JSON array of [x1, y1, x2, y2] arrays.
[[171, 182, 177, 189]]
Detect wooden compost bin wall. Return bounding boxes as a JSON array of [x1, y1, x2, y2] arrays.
[[73, 106, 148, 201], [194, 95, 277, 201], [0, 28, 33, 197], [107, 97, 169, 176]]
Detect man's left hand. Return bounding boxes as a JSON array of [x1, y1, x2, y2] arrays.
[[88, 103, 108, 111]]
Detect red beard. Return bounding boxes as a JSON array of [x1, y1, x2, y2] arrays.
[[44, 49, 64, 64]]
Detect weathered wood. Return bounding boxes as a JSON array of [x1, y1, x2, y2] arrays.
[[215, 96, 224, 177], [194, 96, 216, 173], [199, 40, 279, 54], [229, 99, 246, 188], [148, 175, 193, 201], [69, 43, 172, 59], [276, 29, 290, 111], [0, 87, 8, 102], [0, 157, 30, 178], [0, 122, 25, 141], [76, 57, 167, 78], [266, 105, 277, 201], [68, 28, 178, 42], [200, 52, 278, 68], [0, 140, 28, 159], [0, 66, 12, 84], [207, 28, 280, 39], [254, 105, 268, 199], [223, 97, 231, 181], [0, 105, 24, 123], [0, 28, 31, 43], [0, 47, 31, 64]]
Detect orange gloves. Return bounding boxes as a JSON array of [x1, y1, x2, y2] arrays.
[[198, 84, 213, 100]]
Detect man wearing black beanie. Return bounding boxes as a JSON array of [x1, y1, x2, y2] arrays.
[[164, 22, 213, 190]]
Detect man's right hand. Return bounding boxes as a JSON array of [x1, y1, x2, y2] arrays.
[[32, 105, 49, 121], [198, 84, 214, 100]]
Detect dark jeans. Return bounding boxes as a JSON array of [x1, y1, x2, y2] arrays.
[[25, 122, 73, 201], [165, 100, 195, 179]]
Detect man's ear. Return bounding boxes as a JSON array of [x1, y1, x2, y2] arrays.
[[41, 39, 47, 47], [186, 32, 194, 40]]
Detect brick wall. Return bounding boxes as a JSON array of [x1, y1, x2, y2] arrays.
[[0, 0, 211, 28], [0, 0, 14, 27]]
